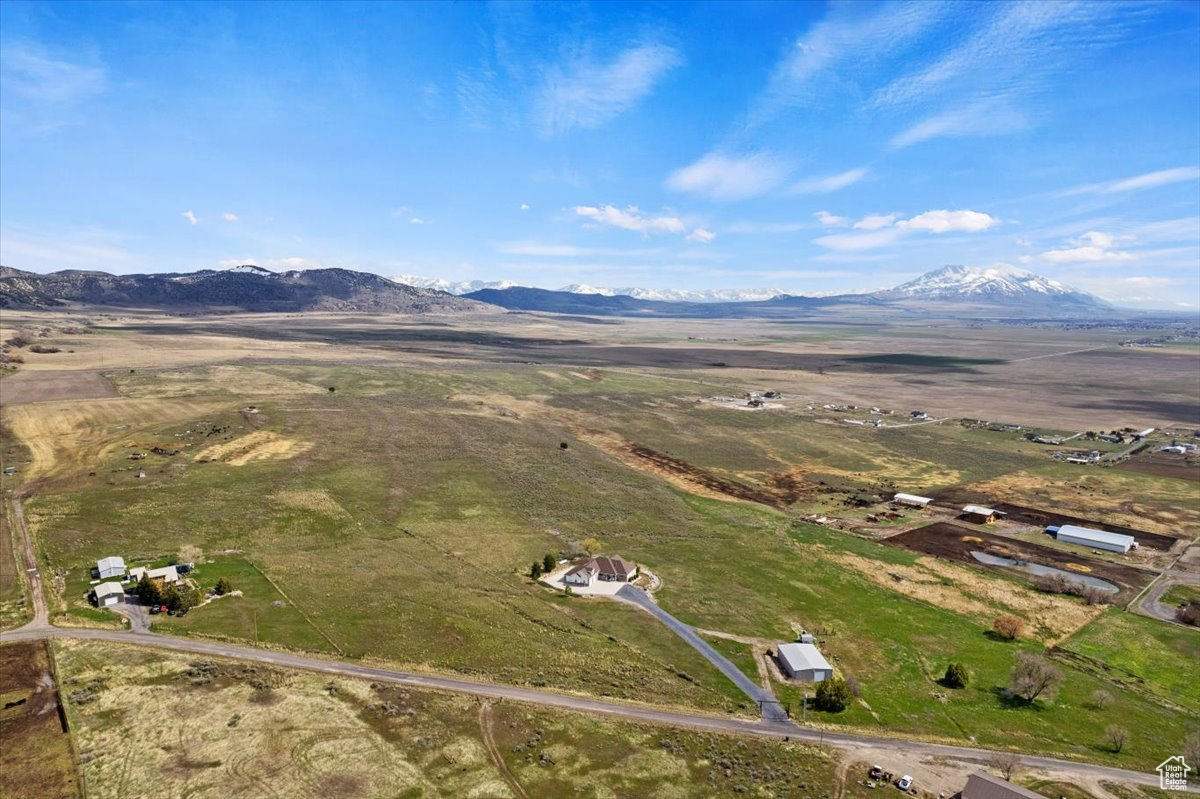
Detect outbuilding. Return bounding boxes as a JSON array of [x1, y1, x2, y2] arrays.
[[776, 642, 833, 682], [893, 493, 933, 508], [96, 556, 126, 580], [962, 505, 1005, 524], [93, 582, 126, 607], [1054, 524, 1136, 554], [961, 772, 1043, 799]]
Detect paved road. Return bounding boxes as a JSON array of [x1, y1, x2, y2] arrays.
[[615, 584, 787, 722]]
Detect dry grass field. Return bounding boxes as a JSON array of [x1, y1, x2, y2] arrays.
[[2, 309, 1197, 772], [0, 642, 81, 799]]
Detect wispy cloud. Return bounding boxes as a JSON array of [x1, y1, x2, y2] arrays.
[[0, 41, 106, 104], [788, 167, 868, 194], [495, 241, 664, 257], [686, 227, 716, 244], [221, 212, 239, 222], [181, 211, 199, 225], [1056, 167, 1200, 197], [891, 97, 1028, 148], [813, 208, 998, 250], [574, 205, 686, 234], [815, 211, 849, 227], [1039, 230, 1135, 263], [666, 151, 788, 201], [0, 226, 138, 272], [519, 203, 530, 211], [536, 43, 681, 135], [409, 217, 427, 225]]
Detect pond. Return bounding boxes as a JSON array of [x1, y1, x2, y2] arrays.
[[970, 551, 1119, 593]]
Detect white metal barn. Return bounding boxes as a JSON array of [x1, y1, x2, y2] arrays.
[[777, 642, 833, 682], [1055, 524, 1136, 554], [893, 493, 933, 508], [96, 556, 126, 580], [94, 582, 126, 607]]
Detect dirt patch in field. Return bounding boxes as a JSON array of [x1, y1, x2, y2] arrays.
[[576, 428, 812, 508], [270, 489, 348, 518], [1, 370, 117, 405], [888, 523, 1156, 604], [930, 488, 1183, 551], [0, 642, 80, 799], [1115, 452, 1200, 483], [194, 431, 313, 465]]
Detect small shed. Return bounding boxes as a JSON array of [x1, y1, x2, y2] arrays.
[[962, 505, 1005, 524], [93, 582, 126, 607], [1055, 524, 1136, 554], [776, 642, 833, 682], [893, 493, 932, 508], [96, 556, 126, 580]]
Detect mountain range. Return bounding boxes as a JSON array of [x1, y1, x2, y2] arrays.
[[0, 263, 1112, 316]]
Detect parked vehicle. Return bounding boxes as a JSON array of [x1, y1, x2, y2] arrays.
[[177, 607, 189, 616], [167, 608, 176, 616], [897, 776, 913, 791], [148, 606, 160, 614]]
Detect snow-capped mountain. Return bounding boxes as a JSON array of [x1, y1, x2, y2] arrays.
[[392, 275, 519, 294], [881, 265, 1107, 306], [557, 284, 787, 302]]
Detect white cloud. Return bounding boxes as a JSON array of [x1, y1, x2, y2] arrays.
[[853, 213, 899, 231], [815, 211, 849, 227], [686, 227, 716, 243], [181, 211, 198, 226], [789, 167, 868, 195], [897, 209, 998, 233], [537, 43, 682, 134], [221, 212, 239, 222], [891, 97, 1028, 148], [1039, 230, 1134, 263], [812, 228, 903, 251], [519, 203, 530, 211], [573, 205, 686, 235], [666, 151, 788, 201], [390, 206, 413, 218], [1058, 167, 1200, 197], [409, 217, 427, 225]]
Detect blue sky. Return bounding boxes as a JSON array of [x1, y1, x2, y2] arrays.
[[1, 0, 1198, 306]]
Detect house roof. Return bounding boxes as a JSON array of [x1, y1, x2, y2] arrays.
[[565, 562, 597, 578], [96, 556, 125, 571], [94, 582, 125, 599], [1056, 524, 1135, 548], [777, 642, 832, 674], [962, 772, 1043, 799], [130, 565, 180, 583], [963, 504, 1004, 516], [593, 555, 635, 577]]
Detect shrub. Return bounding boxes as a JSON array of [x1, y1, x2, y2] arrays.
[[542, 553, 556, 573], [943, 662, 970, 688], [214, 577, 233, 596], [992, 614, 1024, 640], [529, 562, 543, 579], [1177, 601, 1200, 626], [1105, 724, 1129, 753], [28, 344, 61, 354], [814, 677, 852, 712], [1088, 688, 1113, 710]]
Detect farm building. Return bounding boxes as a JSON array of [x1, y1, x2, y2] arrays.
[[96, 556, 126, 580], [961, 772, 1043, 799], [564, 555, 638, 586], [893, 493, 932, 508], [1053, 524, 1136, 554], [776, 642, 832, 682], [962, 505, 1005, 524], [93, 582, 126, 607], [129, 565, 181, 586]]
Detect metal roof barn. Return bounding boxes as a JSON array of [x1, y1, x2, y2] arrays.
[[96, 556, 126, 579], [93, 582, 126, 606], [1055, 524, 1136, 554], [894, 493, 933, 507], [777, 643, 833, 682]]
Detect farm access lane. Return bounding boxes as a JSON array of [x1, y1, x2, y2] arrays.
[[0, 623, 1189, 793], [613, 584, 788, 722]]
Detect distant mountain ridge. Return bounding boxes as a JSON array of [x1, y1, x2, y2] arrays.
[[395, 274, 786, 303], [0, 265, 486, 313], [880, 265, 1104, 305]]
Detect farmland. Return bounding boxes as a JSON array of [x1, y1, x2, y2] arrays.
[[0, 642, 80, 799], [1, 310, 1197, 782]]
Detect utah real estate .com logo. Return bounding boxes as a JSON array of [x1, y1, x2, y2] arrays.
[[1157, 756, 1191, 791]]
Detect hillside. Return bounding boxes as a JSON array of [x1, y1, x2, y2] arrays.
[[0, 266, 487, 313]]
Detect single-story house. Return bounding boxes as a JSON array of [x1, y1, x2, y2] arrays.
[[962, 505, 1005, 524], [129, 565, 181, 586], [563, 555, 638, 587], [93, 582, 126, 607], [910, 410, 928, 420], [893, 493, 932, 509], [564, 561, 599, 587], [1054, 524, 1136, 554], [776, 642, 833, 682], [96, 556, 126, 580], [961, 772, 1043, 799]]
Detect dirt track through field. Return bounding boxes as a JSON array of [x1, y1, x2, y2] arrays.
[[479, 702, 529, 799]]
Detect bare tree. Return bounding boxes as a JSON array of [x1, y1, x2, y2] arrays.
[[993, 614, 1024, 641], [1105, 725, 1129, 753], [1183, 730, 1200, 777], [1008, 652, 1062, 703], [990, 752, 1022, 781], [1088, 689, 1112, 710]]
